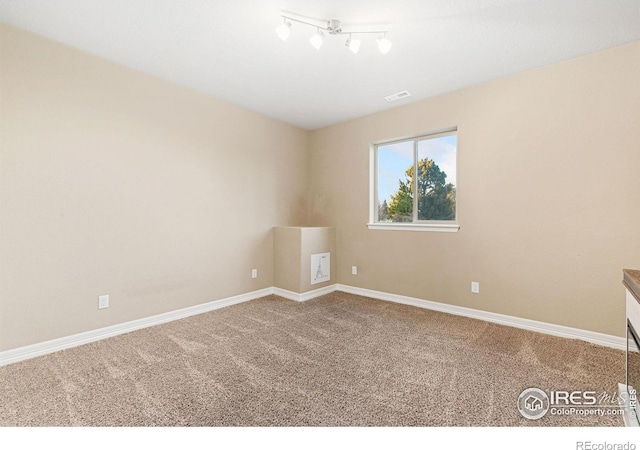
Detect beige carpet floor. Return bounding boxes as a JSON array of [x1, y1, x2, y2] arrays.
[[0, 292, 625, 426]]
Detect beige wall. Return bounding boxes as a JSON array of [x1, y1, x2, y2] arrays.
[[1, 23, 638, 353], [273, 227, 303, 293], [308, 41, 640, 337], [0, 24, 309, 351]]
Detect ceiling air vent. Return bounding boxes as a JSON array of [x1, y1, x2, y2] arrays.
[[384, 90, 411, 102]]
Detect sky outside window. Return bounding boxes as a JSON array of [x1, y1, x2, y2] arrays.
[[377, 134, 456, 205]]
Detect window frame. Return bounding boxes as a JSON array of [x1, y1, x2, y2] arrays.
[[368, 128, 459, 232]]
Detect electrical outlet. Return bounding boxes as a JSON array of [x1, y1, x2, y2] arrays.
[[471, 282, 480, 294], [98, 294, 109, 309], [352, 266, 358, 275], [251, 269, 258, 279]]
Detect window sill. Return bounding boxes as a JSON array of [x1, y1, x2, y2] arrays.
[[367, 223, 460, 232]]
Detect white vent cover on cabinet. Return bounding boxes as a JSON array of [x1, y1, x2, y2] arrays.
[[311, 253, 330, 285]]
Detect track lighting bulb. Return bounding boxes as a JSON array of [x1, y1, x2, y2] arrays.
[[309, 29, 324, 50], [276, 19, 292, 41], [377, 35, 392, 54], [346, 36, 361, 54]]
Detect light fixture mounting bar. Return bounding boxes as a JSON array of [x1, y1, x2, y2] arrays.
[[280, 15, 388, 37]]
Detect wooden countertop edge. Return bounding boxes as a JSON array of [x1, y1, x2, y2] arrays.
[[623, 269, 640, 304]]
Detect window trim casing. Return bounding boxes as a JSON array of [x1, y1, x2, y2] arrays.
[[368, 128, 460, 232]]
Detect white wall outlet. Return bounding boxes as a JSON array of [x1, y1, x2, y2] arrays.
[[251, 269, 258, 279], [98, 294, 109, 309], [352, 266, 358, 275], [471, 282, 480, 294]]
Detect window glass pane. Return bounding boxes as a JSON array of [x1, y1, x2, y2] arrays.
[[416, 134, 456, 220], [377, 141, 413, 222]]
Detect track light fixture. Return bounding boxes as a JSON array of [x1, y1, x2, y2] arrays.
[[276, 14, 392, 55], [275, 18, 292, 41], [345, 34, 361, 54], [309, 28, 324, 50], [376, 34, 392, 54]]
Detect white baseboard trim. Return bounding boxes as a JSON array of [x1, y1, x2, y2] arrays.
[[1, 283, 625, 367], [336, 284, 626, 350], [273, 284, 337, 302], [0, 287, 275, 367]]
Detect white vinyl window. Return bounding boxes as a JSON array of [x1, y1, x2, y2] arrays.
[[369, 129, 459, 232]]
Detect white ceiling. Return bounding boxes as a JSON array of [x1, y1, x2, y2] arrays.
[[1, 0, 639, 130]]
